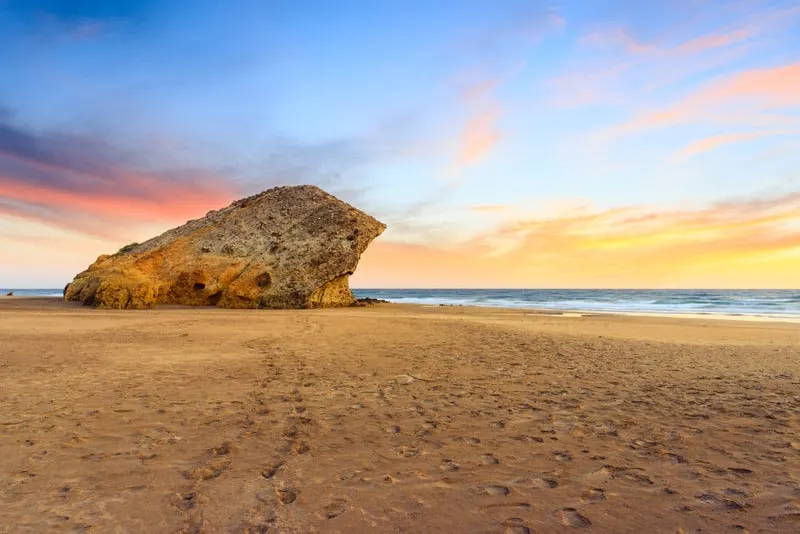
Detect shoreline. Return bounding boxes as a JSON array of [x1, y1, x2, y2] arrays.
[[3, 295, 799, 324], [435, 305, 800, 324]]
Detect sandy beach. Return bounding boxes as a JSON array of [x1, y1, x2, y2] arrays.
[[0, 298, 798, 533]]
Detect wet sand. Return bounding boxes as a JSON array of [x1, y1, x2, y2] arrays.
[[0, 298, 798, 533]]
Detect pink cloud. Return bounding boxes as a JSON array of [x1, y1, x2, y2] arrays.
[[579, 28, 654, 54], [454, 108, 502, 167], [449, 63, 525, 171], [675, 129, 799, 160], [673, 27, 755, 54], [0, 170, 237, 239], [552, 6, 800, 108], [607, 63, 800, 139]]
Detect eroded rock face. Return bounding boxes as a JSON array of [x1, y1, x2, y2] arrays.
[[65, 185, 386, 309]]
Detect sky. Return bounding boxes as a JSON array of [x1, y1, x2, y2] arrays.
[[1, 0, 799, 289]]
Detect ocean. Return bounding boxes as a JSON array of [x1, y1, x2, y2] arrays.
[[2, 289, 66, 297], [352, 288, 800, 320], [5, 288, 800, 320]]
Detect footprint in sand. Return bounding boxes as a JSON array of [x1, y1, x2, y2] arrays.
[[727, 467, 754, 476], [481, 453, 500, 465], [662, 452, 687, 464], [244, 507, 276, 534], [580, 488, 606, 502], [396, 445, 420, 457], [276, 439, 294, 454], [276, 488, 297, 504], [485, 485, 511, 496], [696, 493, 747, 511], [529, 476, 558, 489], [261, 462, 283, 479], [440, 459, 460, 472], [724, 488, 748, 498], [183, 460, 229, 481], [172, 491, 197, 511], [320, 499, 348, 519], [292, 441, 310, 455], [591, 465, 652, 486], [503, 517, 531, 534], [556, 508, 592, 528], [209, 442, 231, 456]]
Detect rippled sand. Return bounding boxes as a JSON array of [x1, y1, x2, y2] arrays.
[[1, 298, 798, 533]]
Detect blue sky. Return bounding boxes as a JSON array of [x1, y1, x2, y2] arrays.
[[1, 0, 799, 287]]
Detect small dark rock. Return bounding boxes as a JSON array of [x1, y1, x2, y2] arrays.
[[351, 297, 389, 307]]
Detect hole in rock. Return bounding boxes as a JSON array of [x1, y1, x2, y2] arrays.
[[193, 283, 206, 290], [256, 272, 272, 288]]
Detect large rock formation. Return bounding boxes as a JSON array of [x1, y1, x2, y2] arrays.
[[64, 185, 385, 309]]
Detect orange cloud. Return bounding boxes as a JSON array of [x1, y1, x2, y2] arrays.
[[0, 173, 231, 222], [353, 193, 800, 288], [450, 62, 525, 172], [466, 204, 512, 213]]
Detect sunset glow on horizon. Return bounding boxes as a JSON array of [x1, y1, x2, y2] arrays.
[[1, 0, 799, 288]]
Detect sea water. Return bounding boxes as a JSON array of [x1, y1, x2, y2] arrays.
[[352, 288, 800, 320], [1, 288, 65, 297]]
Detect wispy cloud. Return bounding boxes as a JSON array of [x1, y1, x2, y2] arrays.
[[454, 107, 502, 167], [604, 63, 800, 141], [581, 25, 754, 57], [674, 129, 799, 160], [551, 4, 800, 108], [579, 28, 655, 55], [463, 6, 566, 52], [673, 26, 755, 54], [449, 62, 527, 173], [465, 204, 512, 214]]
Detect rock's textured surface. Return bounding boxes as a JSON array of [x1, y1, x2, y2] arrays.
[[65, 185, 385, 309]]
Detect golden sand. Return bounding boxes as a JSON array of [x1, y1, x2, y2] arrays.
[[1, 298, 798, 533]]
